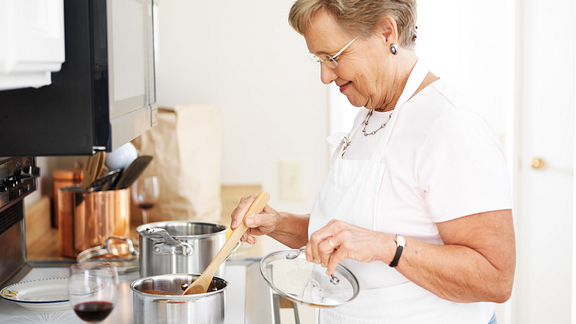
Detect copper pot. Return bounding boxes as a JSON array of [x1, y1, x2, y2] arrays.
[[58, 185, 130, 258], [52, 169, 83, 227]]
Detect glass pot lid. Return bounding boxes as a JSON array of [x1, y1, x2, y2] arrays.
[[260, 247, 360, 308]]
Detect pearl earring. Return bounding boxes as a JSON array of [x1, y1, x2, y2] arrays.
[[390, 44, 398, 55]]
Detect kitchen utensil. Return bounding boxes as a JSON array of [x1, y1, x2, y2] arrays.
[[59, 186, 131, 258], [131, 273, 227, 324], [69, 262, 119, 323], [52, 167, 83, 227], [81, 152, 105, 192], [182, 191, 270, 295], [114, 155, 153, 189], [138, 221, 234, 279], [109, 168, 124, 189], [132, 175, 159, 223], [88, 168, 123, 191], [0, 278, 70, 311], [98, 165, 109, 178], [260, 247, 359, 308]]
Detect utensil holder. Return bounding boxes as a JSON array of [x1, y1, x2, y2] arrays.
[[52, 169, 83, 228], [58, 185, 131, 258]]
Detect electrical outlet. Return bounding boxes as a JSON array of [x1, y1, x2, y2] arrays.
[[279, 160, 307, 201]]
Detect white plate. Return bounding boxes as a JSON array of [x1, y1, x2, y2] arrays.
[[1, 278, 71, 311]]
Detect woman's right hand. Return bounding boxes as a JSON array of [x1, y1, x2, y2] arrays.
[[230, 194, 281, 244]]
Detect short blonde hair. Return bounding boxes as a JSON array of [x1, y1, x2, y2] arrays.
[[288, 0, 418, 49]]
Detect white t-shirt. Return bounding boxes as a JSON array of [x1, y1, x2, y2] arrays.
[[336, 78, 513, 287]]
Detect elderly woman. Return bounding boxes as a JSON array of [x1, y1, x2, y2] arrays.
[[231, 0, 515, 323]]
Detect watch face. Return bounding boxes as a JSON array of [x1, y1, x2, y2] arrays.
[[396, 235, 406, 246]]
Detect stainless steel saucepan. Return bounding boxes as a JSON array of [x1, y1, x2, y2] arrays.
[[137, 221, 236, 278], [131, 273, 227, 324]]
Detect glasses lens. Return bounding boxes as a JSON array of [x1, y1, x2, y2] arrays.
[[309, 54, 322, 66], [324, 55, 338, 68], [310, 54, 337, 68]]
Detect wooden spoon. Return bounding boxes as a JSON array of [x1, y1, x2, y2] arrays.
[[81, 152, 105, 192], [96, 152, 106, 178], [182, 190, 270, 295]]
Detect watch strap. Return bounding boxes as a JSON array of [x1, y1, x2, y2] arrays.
[[389, 235, 405, 268]]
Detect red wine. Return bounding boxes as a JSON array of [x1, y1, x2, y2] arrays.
[[74, 301, 113, 322], [136, 203, 155, 210]]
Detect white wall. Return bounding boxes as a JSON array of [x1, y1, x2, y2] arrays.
[[417, 1, 512, 140], [155, 0, 329, 216]]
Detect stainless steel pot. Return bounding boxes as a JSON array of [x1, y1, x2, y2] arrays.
[[137, 221, 229, 278], [131, 273, 227, 324]]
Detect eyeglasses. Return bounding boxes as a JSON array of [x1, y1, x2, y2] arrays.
[[310, 37, 357, 68]]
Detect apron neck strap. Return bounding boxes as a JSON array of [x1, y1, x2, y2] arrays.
[[370, 59, 429, 162]]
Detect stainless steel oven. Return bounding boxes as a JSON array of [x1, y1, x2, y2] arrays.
[[0, 157, 39, 287]]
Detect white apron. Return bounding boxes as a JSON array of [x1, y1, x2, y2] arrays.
[[309, 60, 493, 324]]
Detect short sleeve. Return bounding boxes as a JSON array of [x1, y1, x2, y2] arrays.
[[417, 110, 512, 223]]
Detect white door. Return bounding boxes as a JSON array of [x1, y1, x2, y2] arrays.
[[513, 0, 575, 323]]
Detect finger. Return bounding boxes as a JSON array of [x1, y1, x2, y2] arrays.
[[231, 195, 258, 228], [243, 210, 273, 229], [319, 237, 338, 267], [311, 220, 343, 244], [308, 227, 338, 264], [305, 236, 319, 264], [326, 248, 345, 276], [322, 236, 343, 275], [247, 235, 257, 245], [230, 206, 241, 230], [308, 236, 327, 265], [304, 243, 315, 263], [326, 237, 336, 251], [242, 230, 258, 242]]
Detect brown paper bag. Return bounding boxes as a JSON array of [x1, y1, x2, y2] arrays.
[[131, 104, 222, 224]]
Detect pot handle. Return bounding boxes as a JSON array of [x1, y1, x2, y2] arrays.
[[144, 228, 182, 246], [153, 241, 194, 256]]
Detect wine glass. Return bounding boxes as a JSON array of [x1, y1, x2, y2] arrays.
[[68, 262, 119, 324], [131, 175, 159, 225]]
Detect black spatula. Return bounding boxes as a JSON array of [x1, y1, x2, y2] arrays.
[[114, 155, 153, 189]]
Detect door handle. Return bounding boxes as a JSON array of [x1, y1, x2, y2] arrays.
[[531, 158, 546, 169]]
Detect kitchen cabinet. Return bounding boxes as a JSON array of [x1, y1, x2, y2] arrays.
[[0, 0, 156, 156], [0, 0, 65, 91]]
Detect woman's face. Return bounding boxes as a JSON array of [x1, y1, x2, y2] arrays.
[[303, 10, 396, 110]]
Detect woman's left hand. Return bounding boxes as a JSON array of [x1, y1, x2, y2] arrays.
[[306, 219, 395, 276]]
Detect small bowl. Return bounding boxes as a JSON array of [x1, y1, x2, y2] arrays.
[[105, 142, 138, 170]]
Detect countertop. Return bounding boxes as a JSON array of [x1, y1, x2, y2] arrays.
[[0, 259, 278, 324]]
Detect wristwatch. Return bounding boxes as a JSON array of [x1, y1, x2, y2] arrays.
[[389, 235, 406, 267]]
